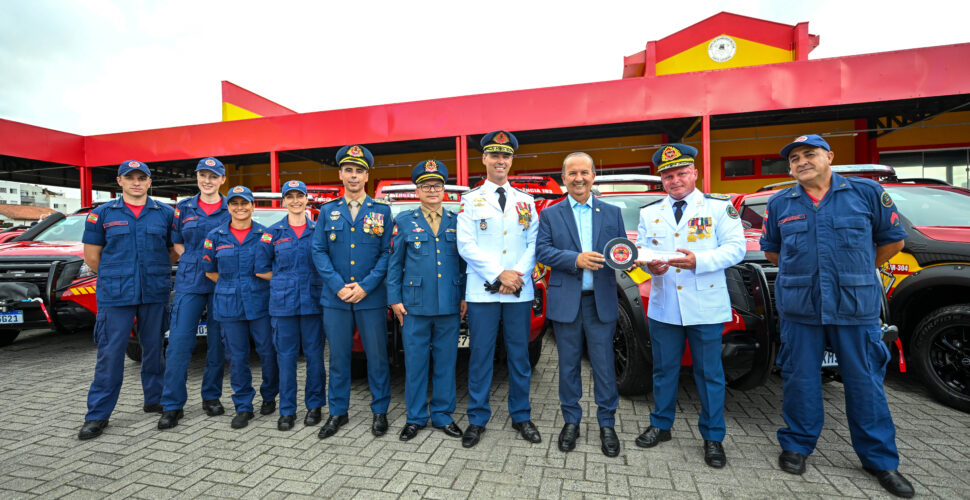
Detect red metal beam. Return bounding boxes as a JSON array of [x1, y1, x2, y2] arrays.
[[0, 119, 84, 166], [701, 115, 711, 192], [269, 151, 280, 208], [456, 136, 468, 187]]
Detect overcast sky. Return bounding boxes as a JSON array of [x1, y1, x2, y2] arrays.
[[1, 0, 966, 136]]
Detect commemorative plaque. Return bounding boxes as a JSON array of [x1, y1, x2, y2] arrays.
[[603, 237, 638, 270]]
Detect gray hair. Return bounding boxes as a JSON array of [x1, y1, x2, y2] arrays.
[[562, 152, 596, 178]]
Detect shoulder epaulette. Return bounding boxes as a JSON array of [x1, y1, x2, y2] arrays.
[[372, 199, 390, 205], [510, 186, 532, 198], [704, 193, 732, 200], [641, 199, 663, 209], [463, 186, 482, 195]]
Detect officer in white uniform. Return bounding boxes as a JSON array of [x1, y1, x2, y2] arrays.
[[457, 130, 541, 448], [633, 144, 745, 468]]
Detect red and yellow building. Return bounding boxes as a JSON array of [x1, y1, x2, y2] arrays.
[[2, 12, 969, 203]]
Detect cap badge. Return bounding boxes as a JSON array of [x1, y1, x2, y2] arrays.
[[794, 136, 808, 142], [288, 180, 299, 187], [232, 186, 244, 193], [205, 159, 216, 166], [661, 146, 680, 162], [128, 161, 139, 168], [425, 160, 438, 172], [494, 132, 509, 144], [349, 146, 364, 157]]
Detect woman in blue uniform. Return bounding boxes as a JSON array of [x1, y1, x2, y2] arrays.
[[202, 186, 279, 429], [255, 180, 326, 431], [158, 157, 230, 430]]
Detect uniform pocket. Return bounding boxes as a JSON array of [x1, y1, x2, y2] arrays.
[[833, 216, 871, 245], [443, 232, 459, 255], [865, 326, 891, 374], [406, 233, 429, 256], [146, 224, 166, 250], [270, 277, 299, 312], [97, 263, 131, 298], [837, 273, 880, 317], [775, 274, 816, 319], [403, 276, 422, 306], [213, 286, 239, 318], [695, 273, 727, 308], [92, 309, 108, 346], [216, 248, 237, 274]]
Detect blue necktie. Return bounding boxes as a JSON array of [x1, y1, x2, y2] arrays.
[[674, 200, 686, 224]]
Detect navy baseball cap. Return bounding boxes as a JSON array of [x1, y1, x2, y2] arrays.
[[411, 160, 448, 184], [196, 157, 226, 176], [282, 179, 307, 197], [652, 144, 697, 173], [480, 130, 518, 154], [780, 134, 831, 159], [117, 160, 151, 178], [226, 185, 254, 203], [335, 145, 374, 169]]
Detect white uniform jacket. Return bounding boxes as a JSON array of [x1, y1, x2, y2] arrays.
[[457, 180, 538, 303], [635, 188, 745, 325]]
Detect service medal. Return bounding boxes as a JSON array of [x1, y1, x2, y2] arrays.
[[329, 233, 336, 241], [688, 234, 697, 242], [516, 202, 531, 231], [372, 214, 384, 236], [480, 219, 487, 230]]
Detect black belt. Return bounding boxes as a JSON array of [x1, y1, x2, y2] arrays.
[[581, 290, 594, 296]]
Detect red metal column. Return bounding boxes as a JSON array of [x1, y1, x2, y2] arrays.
[[269, 151, 280, 207], [701, 115, 711, 193], [79, 166, 92, 207], [456, 136, 469, 187]]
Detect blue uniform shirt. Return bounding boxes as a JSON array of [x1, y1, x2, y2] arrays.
[[311, 196, 393, 311], [568, 195, 594, 291], [201, 222, 270, 321], [255, 215, 323, 317], [760, 172, 907, 325], [82, 198, 174, 306], [172, 194, 230, 294], [386, 206, 466, 316]]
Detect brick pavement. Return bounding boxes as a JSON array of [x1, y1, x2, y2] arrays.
[[1, 328, 969, 499]]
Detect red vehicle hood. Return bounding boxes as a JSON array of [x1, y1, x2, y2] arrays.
[[0, 240, 84, 256], [912, 226, 970, 244]]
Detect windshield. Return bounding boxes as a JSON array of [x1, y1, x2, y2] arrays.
[[34, 215, 86, 242], [597, 194, 667, 231], [390, 202, 460, 219], [739, 198, 769, 230], [252, 210, 290, 228], [885, 186, 970, 227]]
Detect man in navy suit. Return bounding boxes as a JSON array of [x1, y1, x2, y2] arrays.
[[536, 152, 625, 457]]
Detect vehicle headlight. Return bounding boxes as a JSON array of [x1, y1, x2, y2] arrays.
[[78, 262, 96, 279]]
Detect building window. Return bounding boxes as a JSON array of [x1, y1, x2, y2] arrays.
[[0, 188, 6, 193], [722, 155, 791, 179], [881, 148, 970, 188]]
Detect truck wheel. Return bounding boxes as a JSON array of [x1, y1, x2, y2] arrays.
[[614, 304, 652, 396], [910, 304, 970, 413], [126, 342, 143, 362], [528, 331, 544, 368], [0, 330, 19, 347]]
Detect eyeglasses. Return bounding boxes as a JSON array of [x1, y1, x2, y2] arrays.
[[418, 184, 445, 192]]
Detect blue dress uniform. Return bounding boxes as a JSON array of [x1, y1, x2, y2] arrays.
[[457, 131, 539, 431], [311, 145, 394, 421], [761, 137, 908, 472], [202, 187, 278, 416], [386, 161, 465, 430], [161, 157, 230, 415], [634, 145, 745, 447], [80, 161, 175, 430], [255, 181, 326, 421]]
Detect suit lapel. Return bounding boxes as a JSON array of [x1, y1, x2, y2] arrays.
[[659, 197, 678, 230], [591, 198, 605, 251], [560, 200, 583, 251], [412, 209, 434, 235]]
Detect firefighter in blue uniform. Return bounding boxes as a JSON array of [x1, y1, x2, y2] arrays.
[[158, 157, 230, 430], [78, 160, 176, 440], [255, 180, 326, 431], [762, 135, 913, 498], [457, 130, 541, 448], [387, 160, 466, 441], [311, 145, 394, 439], [202, 186, 279, 429]]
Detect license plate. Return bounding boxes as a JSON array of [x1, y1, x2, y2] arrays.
[[0, 311, 23, 324], [457, 334, 469, 348], [196, 322, 207, 336], [821, 350, 838, 367]]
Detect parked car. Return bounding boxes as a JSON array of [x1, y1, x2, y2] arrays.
[[733, 165, 970, 413]]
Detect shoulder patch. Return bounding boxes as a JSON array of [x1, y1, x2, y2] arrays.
[[726, 205, 740, 219], [880, 191, 894, 208], [373, 199, 390, 205], [704, 193, 732, 200], [86, 213, 98, 223], [203, 239, 213, 249], [261, 233, 273, 243], [174, 208, 180, 218]]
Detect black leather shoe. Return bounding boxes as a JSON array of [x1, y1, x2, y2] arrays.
[[304, 408, 322, 426], [277, 415, 296, 431], [635, 426, 671, 448], [143, 403, 162, 413], [558, 423, 579, 452], [600, 427, 620, 458], [231, 411, 254, 429], [157, 410, 184, 430], [318, 414, 349, 439], [399, 423, 425, 441], [511, 420, 542, 443], [435, 422, 463, 438], [259, 400, 276, 416], [863, 468, 915, 498], [778, 450, 807, 475], [77, 420, 108, 440], [372, 413, 388, 437], [462, 424, 485, 448], [202, 399, 225, 417], [704, 440, 726, 468]]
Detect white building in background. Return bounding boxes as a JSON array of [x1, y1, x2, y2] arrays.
[[0, 180, 84, 214]]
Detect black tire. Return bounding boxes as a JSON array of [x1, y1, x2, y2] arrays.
[[126, 342, 142, 362], [0, 330, 19, 347], [910, 304, 970, 413], [614, 304, 652, 396], [528, 331, 544, 368]]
